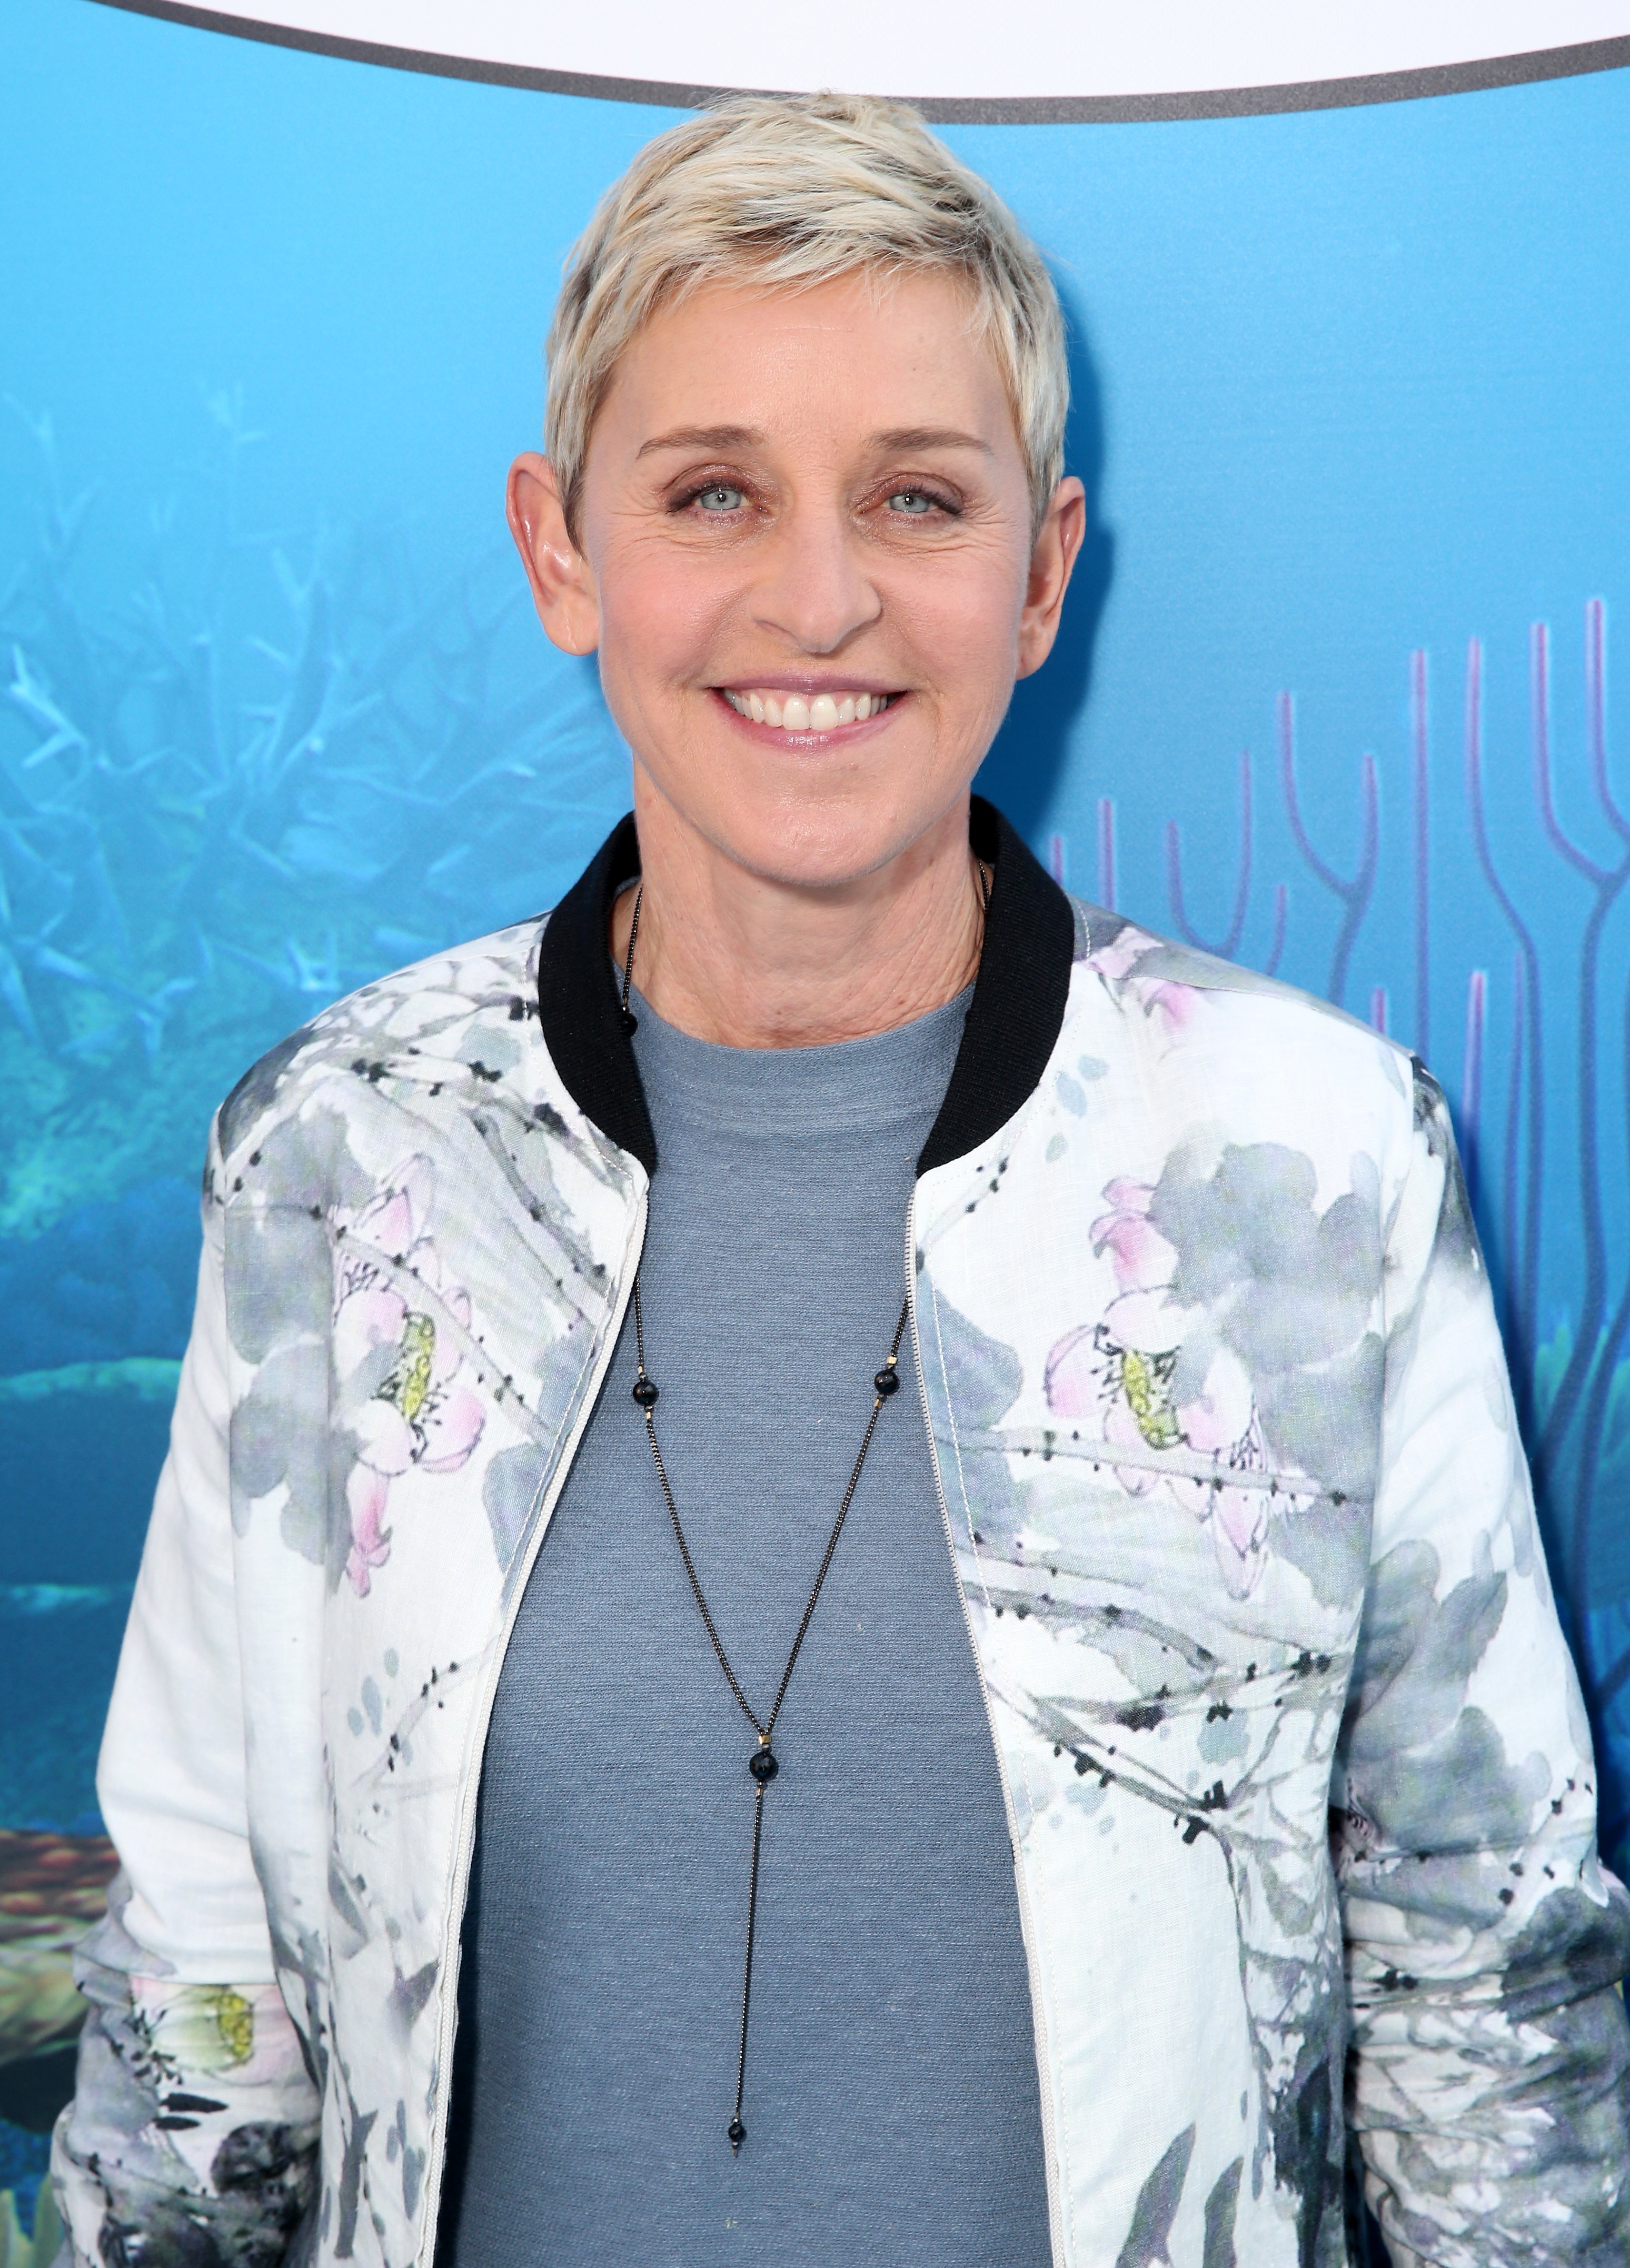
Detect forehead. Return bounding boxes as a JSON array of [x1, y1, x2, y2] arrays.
[[593, 270, 1022, 463]]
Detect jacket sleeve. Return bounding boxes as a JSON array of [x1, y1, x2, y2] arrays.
[[50, 1143, 322, 2266], [1333, 1063, 1630, 2265]]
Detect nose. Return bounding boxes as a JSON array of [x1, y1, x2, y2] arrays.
[[748, 502, 882, 655]]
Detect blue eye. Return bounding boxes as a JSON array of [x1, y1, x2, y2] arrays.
[[696, 483, 744, 512], [888, 489, 936, 515]]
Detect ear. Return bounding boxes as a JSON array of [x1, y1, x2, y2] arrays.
[[506, 453, 601, 655], [1016, 475, 1087, 680]]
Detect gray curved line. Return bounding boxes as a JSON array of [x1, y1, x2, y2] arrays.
[[956, 1424, 1339, 1499], [84, 2, 1630, 122]]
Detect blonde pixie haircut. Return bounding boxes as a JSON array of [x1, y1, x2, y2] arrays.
[[545, 92, 1070, 540]]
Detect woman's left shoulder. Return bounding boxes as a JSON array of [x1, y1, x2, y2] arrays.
[[1063, 901, 1418, 1168]]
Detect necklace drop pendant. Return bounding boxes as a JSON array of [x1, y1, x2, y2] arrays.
[[627, 1266, 909, 2160]]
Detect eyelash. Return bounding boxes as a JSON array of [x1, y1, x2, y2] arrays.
[[670, 479, 962, 520], [670, 477, 749, 515], [886, 485, 961, 516], [675, 480, 748, 514]]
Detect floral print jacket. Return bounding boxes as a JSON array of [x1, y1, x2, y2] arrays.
[[54, 806, 1630, 2267]]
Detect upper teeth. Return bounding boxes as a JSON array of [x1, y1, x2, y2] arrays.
[[723, 690, 893, 729]]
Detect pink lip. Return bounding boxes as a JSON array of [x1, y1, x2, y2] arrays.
[[709, 688, 907, 743]]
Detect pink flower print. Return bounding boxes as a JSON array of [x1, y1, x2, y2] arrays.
[[1084, 928, 1154, 986], [1141, 978, 1199, 1031], [416, 1382, 485, 1473], [1173, 1346, 1255, 1459], [1165, 1364, 1270, 1600], [1044, 1321, 1178, 1445], [333, 1276, 409, 1383], [1043, 1324, 1098, 1421], [1045, 1324, 1180, 1499], [359, 1156, 432, 1262], [345, 1466, 392, 1597], [1082, 926, 1200, 1031], [333, 1156, 485, 1597], [1045, 1287, 1271, 1596], [1168, 1444, 1271, 1599], [1090, 1178, 1169, 1295], [1208, 1481, 1269, 1596]]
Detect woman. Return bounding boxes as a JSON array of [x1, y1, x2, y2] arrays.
[[55, 93, 1629, 2268]]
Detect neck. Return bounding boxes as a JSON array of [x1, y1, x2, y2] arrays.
[[612, 785, 985, 1048]]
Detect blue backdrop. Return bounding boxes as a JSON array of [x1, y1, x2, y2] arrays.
[[2, 0, 1628, 2238]]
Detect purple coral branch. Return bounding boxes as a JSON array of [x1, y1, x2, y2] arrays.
[[1462, 969, 1486, 1212], [1529, 616, 1630, 1529], [1586, 598, 1628, 842], [1097, 796, 1117, 912], [1164, 750, 1253, 959], [1574, 968, 1630, 1683], [1532, 620, 1614, 887], [1276, 692, 1378, 1010], [1501, 951, 1527, 1368], [1412, 649, 1430, 1060], [1558, 608, 1630, 1610], [1263, 883, 1287, 979], [1463, 636, 1545, 1379]]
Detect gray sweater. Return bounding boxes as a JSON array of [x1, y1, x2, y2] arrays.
[[436, 980, 1050, 2265]]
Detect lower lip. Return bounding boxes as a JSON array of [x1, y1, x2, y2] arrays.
[[711, 689, 905, 745]]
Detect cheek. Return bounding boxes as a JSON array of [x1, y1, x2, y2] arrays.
[[891, 549, 1027, 691], [594, 541, 732, 696]]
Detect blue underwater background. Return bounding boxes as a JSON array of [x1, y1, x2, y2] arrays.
[[1, 0, 1628, 2242]]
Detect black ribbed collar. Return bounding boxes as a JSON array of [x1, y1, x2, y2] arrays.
[[534, 796, 1075, 1177]]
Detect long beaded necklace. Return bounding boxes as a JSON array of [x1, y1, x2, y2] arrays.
[[615, 861, 986, 2154]]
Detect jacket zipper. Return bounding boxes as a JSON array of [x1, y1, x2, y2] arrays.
[[416, 1179, 649, 2265], [905, 1185, 1069, 2268]]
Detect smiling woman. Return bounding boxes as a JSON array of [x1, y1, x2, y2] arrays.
[[51, 89, 1630, 2268], [508, 263, 1083, 1045]]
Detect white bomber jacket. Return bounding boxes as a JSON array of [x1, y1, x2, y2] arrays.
[[54, 803, 1630, 2266]]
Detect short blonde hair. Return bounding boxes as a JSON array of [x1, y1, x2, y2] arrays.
[[545, 93, 1069, 539]]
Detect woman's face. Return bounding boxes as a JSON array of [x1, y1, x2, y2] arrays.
[[514, 270, 1082, 890]]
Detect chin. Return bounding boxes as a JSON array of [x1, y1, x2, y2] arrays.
[[699, 782, 968, 893]]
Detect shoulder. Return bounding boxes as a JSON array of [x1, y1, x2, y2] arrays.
[[1067, 899, 1416, 1112], [206, 918, 548, 1193], [1051, 902, 1427, 1219]]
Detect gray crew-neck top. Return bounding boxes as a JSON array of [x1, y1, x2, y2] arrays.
[[436, 981, 1051, 2267]]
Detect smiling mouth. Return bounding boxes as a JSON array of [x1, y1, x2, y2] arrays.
[[719, 688, 900, 731]]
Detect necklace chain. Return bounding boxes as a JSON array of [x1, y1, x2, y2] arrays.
[[614, 846, 989, 2154], [631, 1276, 908, 2153]]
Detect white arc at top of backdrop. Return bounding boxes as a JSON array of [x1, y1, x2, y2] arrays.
[[108, 0, 1630, 105]]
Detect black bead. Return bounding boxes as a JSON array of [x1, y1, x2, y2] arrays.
[[621, 1008, 639, 1035], [874, 1366, 901, 1397], [728, 2118, 746, 2152], [632, 1376, 659, 1407], [748, 1744, 778, 1783]]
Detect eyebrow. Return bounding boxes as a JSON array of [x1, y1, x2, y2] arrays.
[[868, 426, 993, 457], [634, 422, 994, 460], [637, 424, 763, 459]]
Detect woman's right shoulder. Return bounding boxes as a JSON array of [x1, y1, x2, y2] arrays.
[[206, 916, 550, 1190]]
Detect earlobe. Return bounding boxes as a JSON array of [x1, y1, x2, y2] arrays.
[[506, 453, 601, 656]]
